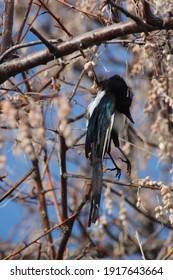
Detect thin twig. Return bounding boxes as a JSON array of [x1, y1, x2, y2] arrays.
[[37, 64, 65, 93], [38, 0, 99, 85], [56, 189, 90, 259], [3, 210, 82, 260], [0, 63, 61, 97], [4, 192, 89, 260], [143, 0, 163, 27], [107, 0, 148, 27], [68, 113, 86, 123], [38, 0, 72, 37], [0, 39, 63, 63], [162, 248, 173, 260], [64, 172, 161, 191], [19, 1, 41, 43], [21, 71, 32, 92], [42, 146, 63, 223], [156, 232, 173, 259], [110, 186, 173, 230], [55, 0, 112, 24], [30, 27, 60, 56], [68, 69, 86, 102], [36, 242, 42, 260], [15, 0, 33, 44], [0, 167, 35, 202], [135, 230, 146, 260]]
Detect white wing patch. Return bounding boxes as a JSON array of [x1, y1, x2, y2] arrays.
[[86, 90, 106, 127]]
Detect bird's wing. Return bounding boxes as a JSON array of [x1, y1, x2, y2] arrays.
[[85, 93, 116, 159], [86, 90, 106, 127], [86, 93, 115, 226]]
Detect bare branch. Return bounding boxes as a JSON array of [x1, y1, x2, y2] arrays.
[[0, 167, 35, 202], [30, 27, 60, 56], [38, 0, 73, 37], [59, 135, 68, 220], [42, 146, 63, 224], [32, 158, 55, 259], [143, 0, 163, 27], [15, 0, 33, 44], [4, 211, 83, 260], [56, 0, 111, 24], [162, 248, 173, 260], [56, 186, 90, 259], [135, 230, 146, 260], [19, 2, 41, 43], [0, 0, 14, 55], [107, 0, 146, 26], [0, 18, 172, 84]]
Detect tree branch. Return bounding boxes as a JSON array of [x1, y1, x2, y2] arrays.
[[0, 0, 14, 55], [30, 27, 60, 56], [143, 0, 163, 27], [56, 187, 90, 259], [15, 0, 33, 44], [107, 0, 146, 26], [59, 135, 68, 221], [38, 0, 73, 37], [32, 158, 55, 259], [0, 19, 172, 84], [0, 167, 35, 202], [4, 210, 83, 260]]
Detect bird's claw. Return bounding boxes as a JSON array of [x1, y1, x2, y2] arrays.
[[106, 167, 121, 180], [118, 157, 131, 175]]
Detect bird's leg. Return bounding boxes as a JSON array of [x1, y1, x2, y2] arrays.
[[118, 146, 131, 175], [106, 152, 121, 180]]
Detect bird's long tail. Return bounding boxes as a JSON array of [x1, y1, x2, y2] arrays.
[[88, 146, 103, 227]]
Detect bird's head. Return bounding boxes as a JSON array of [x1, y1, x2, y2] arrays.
[[99, 75, 134, 123]]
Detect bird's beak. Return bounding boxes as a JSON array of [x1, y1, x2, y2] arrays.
[[126, 111, 134, 123]]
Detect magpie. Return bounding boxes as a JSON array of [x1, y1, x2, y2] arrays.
[[85, 75, 134, 227]]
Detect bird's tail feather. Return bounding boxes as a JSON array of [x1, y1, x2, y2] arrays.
[[88, 146, 103, 227]]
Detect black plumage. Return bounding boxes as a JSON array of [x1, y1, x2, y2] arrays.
[[85, 75, 134, 226]]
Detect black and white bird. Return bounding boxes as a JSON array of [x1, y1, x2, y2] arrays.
[[85, 75, 134, 227]]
